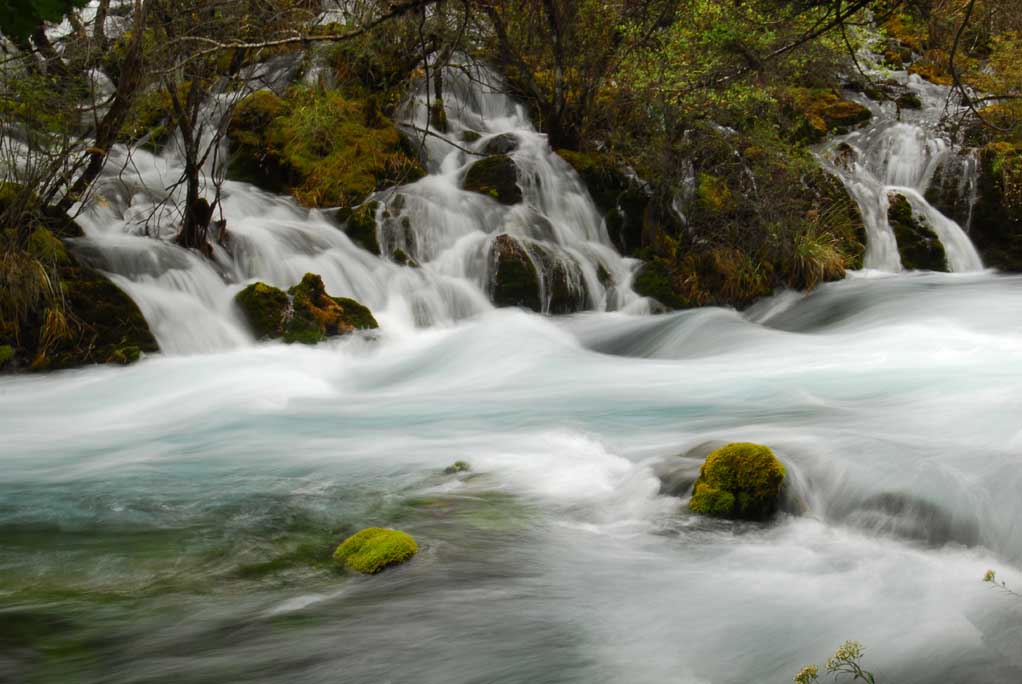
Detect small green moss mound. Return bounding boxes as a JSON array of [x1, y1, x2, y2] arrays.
[[333, 527, 418, 574], [0, 344, 13, 367], [689, 442, 786, 520], [887, 193, 948, 271], [463, 155, 522, 205], [444, 460, 470, 475], [235, 282, 289, 339]]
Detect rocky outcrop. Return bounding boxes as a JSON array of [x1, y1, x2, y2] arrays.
[[887, 193, 948, 271], [463, 155, 522, 205], [234, 273, 378, 344]]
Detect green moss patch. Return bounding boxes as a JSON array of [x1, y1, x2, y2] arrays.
[[228, 87, 425, 209], [689, 442, 786, 520], [333, 527, 418, 574]]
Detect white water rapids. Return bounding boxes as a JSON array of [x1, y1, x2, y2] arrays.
[[3, 62, 1022, 684]]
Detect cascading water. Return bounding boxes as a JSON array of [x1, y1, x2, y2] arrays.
[[6, 42, 1022, 684], [72, 61, 641, 354], [820, 71, 984, 272]]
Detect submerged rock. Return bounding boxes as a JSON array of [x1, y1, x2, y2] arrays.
[[333, 527, 418, 574], [481, 132, 519, 156], [688, 442, 786, 520], [463, 155, 523, 205], [887, 193, 948, 271], [234, 273, 378, 344]]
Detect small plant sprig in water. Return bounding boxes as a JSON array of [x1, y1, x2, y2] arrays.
[[794, 641, 876, 684], [983, 569, 1022, 599]]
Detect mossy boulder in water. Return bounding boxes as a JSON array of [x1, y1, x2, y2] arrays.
[[887, 193, 948, 271], [488, 234, 541, 311], [235, 282, 289, 339], [689, 442, 786, 520], [234, 274, 378, 345], [481, 132, 519, 156], [463, 155, 522, 205], [333, 527, 418, 574]]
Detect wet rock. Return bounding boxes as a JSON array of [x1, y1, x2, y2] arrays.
[[633, 258, 689, 310], [339, 201, 380, 255], [971, 143, 1022, 271], [481, 132, 519, 156], [845, 492, 980, 547], [531, 244, 589, 314], [688, 442, 786, 521], [463, 155, 523, 205], [488, 234, 540, 311], [333, 527, 418, 574], [887, 193, 949, 271]]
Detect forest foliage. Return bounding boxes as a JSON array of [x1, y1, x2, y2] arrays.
[[1, 0, 1020, 369]]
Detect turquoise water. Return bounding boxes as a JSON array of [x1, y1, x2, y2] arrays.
[[3, 272, 1022, 683]]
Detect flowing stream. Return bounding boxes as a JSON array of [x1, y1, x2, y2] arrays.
[[3, 62, 1022, 684]]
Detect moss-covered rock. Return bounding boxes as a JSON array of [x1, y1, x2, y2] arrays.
[[971, 143, 1022, 271], [285, 273, 379, 344], [227, 87, 425, 209], [234, 274, 378, 345], [887, 193, 948, 271], [782, 88, 872, 143], [633, 257, 690, 310], [333, 527, 418, 574], [463, 155, 522, 205], [896, 92, 923, 110], [0, 344, 13, 368], [235, 282, 289, 339], [443, 460, 470, 475], [488, 234, 540, 311], [688, 442, 786, 520], [21, 260, 159, 372]]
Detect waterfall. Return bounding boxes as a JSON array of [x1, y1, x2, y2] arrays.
[[820, 72, 984, 273], [72, 61, 639, 354]]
